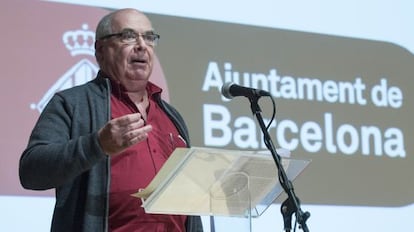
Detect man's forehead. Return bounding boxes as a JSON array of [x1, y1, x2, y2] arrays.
[[111, 11, 153, 32]]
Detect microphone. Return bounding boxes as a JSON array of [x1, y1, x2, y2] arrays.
[[221, 82, 271, 99]]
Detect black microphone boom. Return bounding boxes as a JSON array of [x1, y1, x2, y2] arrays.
[[221, 82, 271, 99]]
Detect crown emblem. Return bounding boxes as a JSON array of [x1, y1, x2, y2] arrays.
[[62, 24, 95, 56]]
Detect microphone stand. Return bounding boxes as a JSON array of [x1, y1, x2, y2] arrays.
[[248, 95, 310, 232]]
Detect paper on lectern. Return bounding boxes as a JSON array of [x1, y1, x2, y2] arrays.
[[132, 147, 309, 217]]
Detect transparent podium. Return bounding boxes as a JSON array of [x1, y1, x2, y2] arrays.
[[133, 147, 310, 232]]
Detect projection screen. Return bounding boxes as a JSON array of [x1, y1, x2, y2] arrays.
[[1, 0, 413, 231]]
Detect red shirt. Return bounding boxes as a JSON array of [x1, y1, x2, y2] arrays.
[[108, 81, 187, 232]]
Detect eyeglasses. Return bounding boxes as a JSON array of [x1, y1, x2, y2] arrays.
[[99, 28, 160, 46]]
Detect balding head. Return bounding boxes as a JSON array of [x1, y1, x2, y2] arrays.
[[95, 8, 152, 40]]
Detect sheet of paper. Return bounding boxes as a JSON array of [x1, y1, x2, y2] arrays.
[[132, 147, 310, 217]]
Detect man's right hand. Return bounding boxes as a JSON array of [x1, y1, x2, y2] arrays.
[[98, 113, 153, 156]]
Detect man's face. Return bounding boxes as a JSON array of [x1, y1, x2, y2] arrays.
[[96, 10, 156, 92]]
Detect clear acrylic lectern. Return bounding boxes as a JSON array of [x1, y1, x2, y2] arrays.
[[132, 147, 310, 232]]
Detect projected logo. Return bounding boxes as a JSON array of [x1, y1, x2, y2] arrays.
[[30, 24, 98, 113]]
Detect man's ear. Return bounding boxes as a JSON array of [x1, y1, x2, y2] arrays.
[[95, 40, 103, 63]]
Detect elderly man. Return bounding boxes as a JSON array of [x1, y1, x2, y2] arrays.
[[19, 8, 203, 232]]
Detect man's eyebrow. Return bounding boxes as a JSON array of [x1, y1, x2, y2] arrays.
[[120, 28, 135, 32], [120, 28, 155, 33]]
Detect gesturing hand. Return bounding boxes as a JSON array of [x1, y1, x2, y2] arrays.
[[98, 113, 153, 156]]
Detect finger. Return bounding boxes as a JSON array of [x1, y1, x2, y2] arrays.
[[122, 118, 146, 133], [140, 124, 153, 133], [122, 136, 139, 148], [115, 113, 142, 127], [123, 125, 153, 144], [127, 125, 152, 140]]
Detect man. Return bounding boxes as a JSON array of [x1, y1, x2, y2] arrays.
[[19, 8, 203, 232]]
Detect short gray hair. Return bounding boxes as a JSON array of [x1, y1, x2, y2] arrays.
[[95, 11, 115, 40]]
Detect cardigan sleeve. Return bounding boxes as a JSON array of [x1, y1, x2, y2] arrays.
[[19, 93, 107, 190]]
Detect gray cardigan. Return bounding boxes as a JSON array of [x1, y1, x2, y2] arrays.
[[19, 74, 202, 232]]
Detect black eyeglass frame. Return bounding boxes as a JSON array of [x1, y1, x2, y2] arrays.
[[99, 28, 160, 46]]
